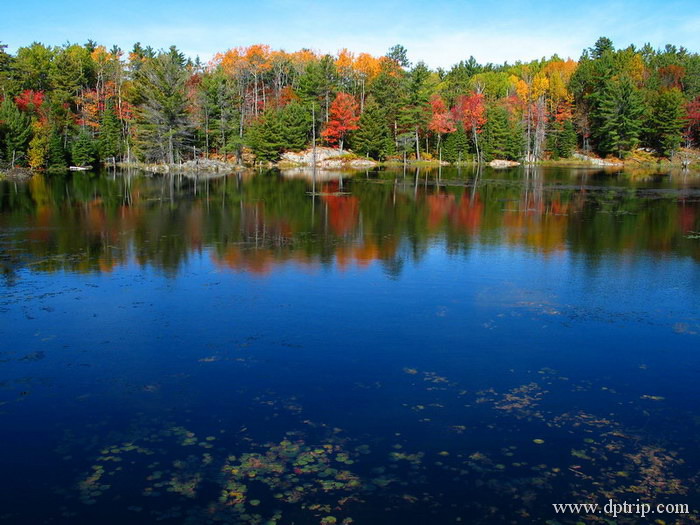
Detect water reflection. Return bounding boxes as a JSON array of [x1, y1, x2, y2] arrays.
[[1, 167, 700, 281]]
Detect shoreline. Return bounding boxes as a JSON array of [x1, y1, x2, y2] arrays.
[[5, 156, 700, 180]]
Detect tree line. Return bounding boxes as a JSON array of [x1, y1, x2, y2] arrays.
[[0, 37, 699, 170]]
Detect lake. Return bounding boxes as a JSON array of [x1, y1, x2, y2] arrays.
[[1, 166, 700, 524]]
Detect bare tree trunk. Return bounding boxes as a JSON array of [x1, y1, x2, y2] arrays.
[[415, 127, 420, 161]]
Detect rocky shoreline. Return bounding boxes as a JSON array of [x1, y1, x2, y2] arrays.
[[5, 147, 700, 180]]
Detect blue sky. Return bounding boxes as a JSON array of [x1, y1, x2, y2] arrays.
[[2, 0, 699, 67]]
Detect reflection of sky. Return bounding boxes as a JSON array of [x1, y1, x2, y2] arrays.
[[3, 230, 700, 521], [7, 241, 700, 379], [2, 0, 699, 67]]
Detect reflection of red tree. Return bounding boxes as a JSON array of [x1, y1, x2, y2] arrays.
[[426, 194, 455, 230], [335, 237, 399, 271], [212, 246, 318, 276], [549, 197, 569, 216], [451, 194, 483, 233], [321, 182, 358, 236], [679, 204, 696, 234], [213, 247, 272, 275], [29, 206, 53, 242], [186, 203, 203, 251], [86, 199, 106, 233]]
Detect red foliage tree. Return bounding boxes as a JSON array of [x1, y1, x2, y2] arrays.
[[428, 94, 455, 155], [15, 90, 44, 114], [321, 92, 359, 151], [452, 93, 487, 161], [685, 96, 700, 147]]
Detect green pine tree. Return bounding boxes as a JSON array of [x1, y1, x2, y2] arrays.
[[71, 128, 96, 166], [351, 97, 392, 159], [0, 97, 32, 166], [442, 122, 469, 163], [553, 120, 578, 159], [591, 76, 645, 157], [98, 100, 122, 162], [279, 102, 312, 151], [482, 106, 511, 161], [245, 110, 285, 162], [397, 62, 431, 159], [132, 47, 191, 164], [649, 88, 685, 157], [482, 106, 523, 161], [297, 55, 337, 123], [506, 120, 525, 160], [47, 127, 67, 171]]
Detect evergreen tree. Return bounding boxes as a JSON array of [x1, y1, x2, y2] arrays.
[[442, 122, 469, 163], [47, 127, 67, 171], [398, 62, 431, 159], [386, 44, 410, 68], [351, 97, 392, 159], [279, 102, 312, 151], [558, 120, 578, 158], [508, 120, 525, 160], [0, 98, 32, 166], [98, 100, 122, 162], [297, 55, 337, 123], [482, 106, 511, 161], [198, 70, 240, 156], [368, 60, 405, 144], [246, 102, 312, 162], [246, 111, 285, 162], [591, 76, 644, 157], [649, 88, 686, 157], [71, 128, 96, 166], [132, 47, 191, 164], [548, 119, 578, 159]]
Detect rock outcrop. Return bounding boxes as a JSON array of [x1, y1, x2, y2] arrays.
[[572, 153, 623, 166], [489, 159, 521, 168], [117, 159, 240, 173], [280, 147, 377, 169]]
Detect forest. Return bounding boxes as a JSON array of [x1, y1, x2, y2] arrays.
[[0, 37, 699, 169]]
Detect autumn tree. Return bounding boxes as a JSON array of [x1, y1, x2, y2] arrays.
[[321, 92, 359, 151], [428, 94, 455, 158], [452, 93, 486, 162], [685, 96, 700, 147]]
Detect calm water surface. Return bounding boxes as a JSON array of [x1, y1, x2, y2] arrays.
[[1, 166, 700, 524]]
